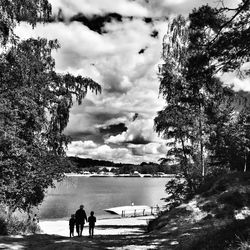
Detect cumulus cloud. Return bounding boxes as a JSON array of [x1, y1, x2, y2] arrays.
[[14, 16, 166, 163], [66, 140, 167, 164], [67, 140, 134, 163], [49, 0, 149, 17], [98, 122, 127, 135], [220, 72, 250, 92], [138, 0, 241, 16], [105, 118, 163, 145], [16, 0, 242, 163], [131, 142, 166, 156]]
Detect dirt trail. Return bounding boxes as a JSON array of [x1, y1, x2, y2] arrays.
[[0, 227, 179, 250]]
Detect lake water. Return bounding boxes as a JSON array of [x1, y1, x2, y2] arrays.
[[38, 177, 170, 220]]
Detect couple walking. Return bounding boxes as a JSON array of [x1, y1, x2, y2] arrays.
[[69, 205, 96, 238]]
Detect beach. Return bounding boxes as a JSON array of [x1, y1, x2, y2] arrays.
[[39, 215, 155, 237], [0, 215, 160, 250]]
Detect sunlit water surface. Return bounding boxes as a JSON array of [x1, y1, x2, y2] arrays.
[[38, 177, 170, 220]]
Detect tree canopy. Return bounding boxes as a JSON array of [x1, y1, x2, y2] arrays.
[[0, 2, 101, 212], [0, 0, 52, 45], [155, 0, 250, 191]]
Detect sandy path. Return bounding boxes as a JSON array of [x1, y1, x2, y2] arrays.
[[0, 216, 164, 250], [0, 215, 182, 250], [39, 216, 153, 237]]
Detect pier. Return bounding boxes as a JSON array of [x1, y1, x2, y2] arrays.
[[104, 205, 163, 217]]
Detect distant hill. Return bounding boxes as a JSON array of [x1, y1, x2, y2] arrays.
[[67, 156, 178, 174], [67, 156, 117, 168]]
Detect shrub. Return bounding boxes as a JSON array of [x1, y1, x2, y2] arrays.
[[214, 204, 235, 219], [197, 168, 229, 195], [163, 174, 195, 210], [201, 201, 217, 212], [0, 214, 40, 235], [228, 235, 250, 250], [0, 216, 8, 235], [179, 217, 250, 250], [218, 191, 247, 209]]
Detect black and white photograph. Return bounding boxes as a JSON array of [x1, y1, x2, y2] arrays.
[[0, 0, 250, 249]]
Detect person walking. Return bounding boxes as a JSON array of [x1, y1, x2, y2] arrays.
[[88, 211, 96, 238], [75, 205, 87, 236], [69, 214, 75, 237]]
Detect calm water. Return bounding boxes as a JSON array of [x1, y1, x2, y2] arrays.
[[38, 177, 169, 220]]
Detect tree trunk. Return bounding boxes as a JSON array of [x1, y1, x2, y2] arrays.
[[199, 104, 205, 177]]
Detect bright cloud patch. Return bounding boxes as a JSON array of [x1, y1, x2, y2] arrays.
[[14, 0, 246, 164], [50, 0, 149, 17], [105, 118, 160, 145]]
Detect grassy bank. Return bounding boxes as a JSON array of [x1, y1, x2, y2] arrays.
[[147, 172, 250, 250]]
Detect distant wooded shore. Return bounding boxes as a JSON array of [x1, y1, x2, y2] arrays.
[[67, 156, 177, 176], [64, 171, 176, 178]]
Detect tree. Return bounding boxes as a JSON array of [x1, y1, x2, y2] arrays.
[[155, 1, 250, 197], [155, 1, 250, 208], [0, 0, 52, 45], [0, 3, 101, 212], [188, 1, 250, 171], [189, 1, 250, 74]]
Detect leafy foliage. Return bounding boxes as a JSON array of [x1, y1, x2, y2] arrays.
[[156, 1, 250, 208], [0, 0, 52, 45], [0, 3, 101, 212], [0, 213, 40, 235], [182, 217, 250, 250], [155, 1, 250, 192]]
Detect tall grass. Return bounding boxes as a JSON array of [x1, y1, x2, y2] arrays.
[[0, 213, 40, 235], [228, 235, 250, 250]]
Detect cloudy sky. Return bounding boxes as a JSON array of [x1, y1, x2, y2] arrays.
[[15, 0, 247, 164]]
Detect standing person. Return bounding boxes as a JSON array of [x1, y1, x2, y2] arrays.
[[69, 214, 75, 237], [75, 205, 87, 236], [33, 214, 39, 224], [88, 211, 96, 238], [31, 213, 39, 234]]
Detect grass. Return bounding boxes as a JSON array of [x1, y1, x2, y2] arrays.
[[177, 214, 250, 250], [228, 235, 250, 250], [0, 213, 40, 235]]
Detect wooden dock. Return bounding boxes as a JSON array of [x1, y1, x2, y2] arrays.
[[104, 205, 163, 217]]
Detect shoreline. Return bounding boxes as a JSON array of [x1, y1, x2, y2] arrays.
[[64, 173, 176, 178], [39, 215, 155, 237]]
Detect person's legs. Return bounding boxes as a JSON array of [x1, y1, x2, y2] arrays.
[[80, 223, 84, 236], [90, 226, 94, 237], [76, 222, 80, 236]]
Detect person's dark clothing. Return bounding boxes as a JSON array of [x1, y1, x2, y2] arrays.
[[75, 208, 87, 236], [33, 215, 39, 224], [75, 209, 87, 223], [88, 215, 96, 227], [69, 218, 75, 237], [88, 215, 96, 237]]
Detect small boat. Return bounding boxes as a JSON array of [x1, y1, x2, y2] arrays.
[[90, 172, 115, 177], [64, 173, 91, 177], [118, 174, 131, 177], [130, 171, 142, 177], [142, 174, 152, 178]]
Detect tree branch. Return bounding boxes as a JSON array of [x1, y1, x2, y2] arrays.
[[208, 0, 250, 47]]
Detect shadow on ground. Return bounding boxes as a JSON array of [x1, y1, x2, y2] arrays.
[[0, 229, 180, 250]]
